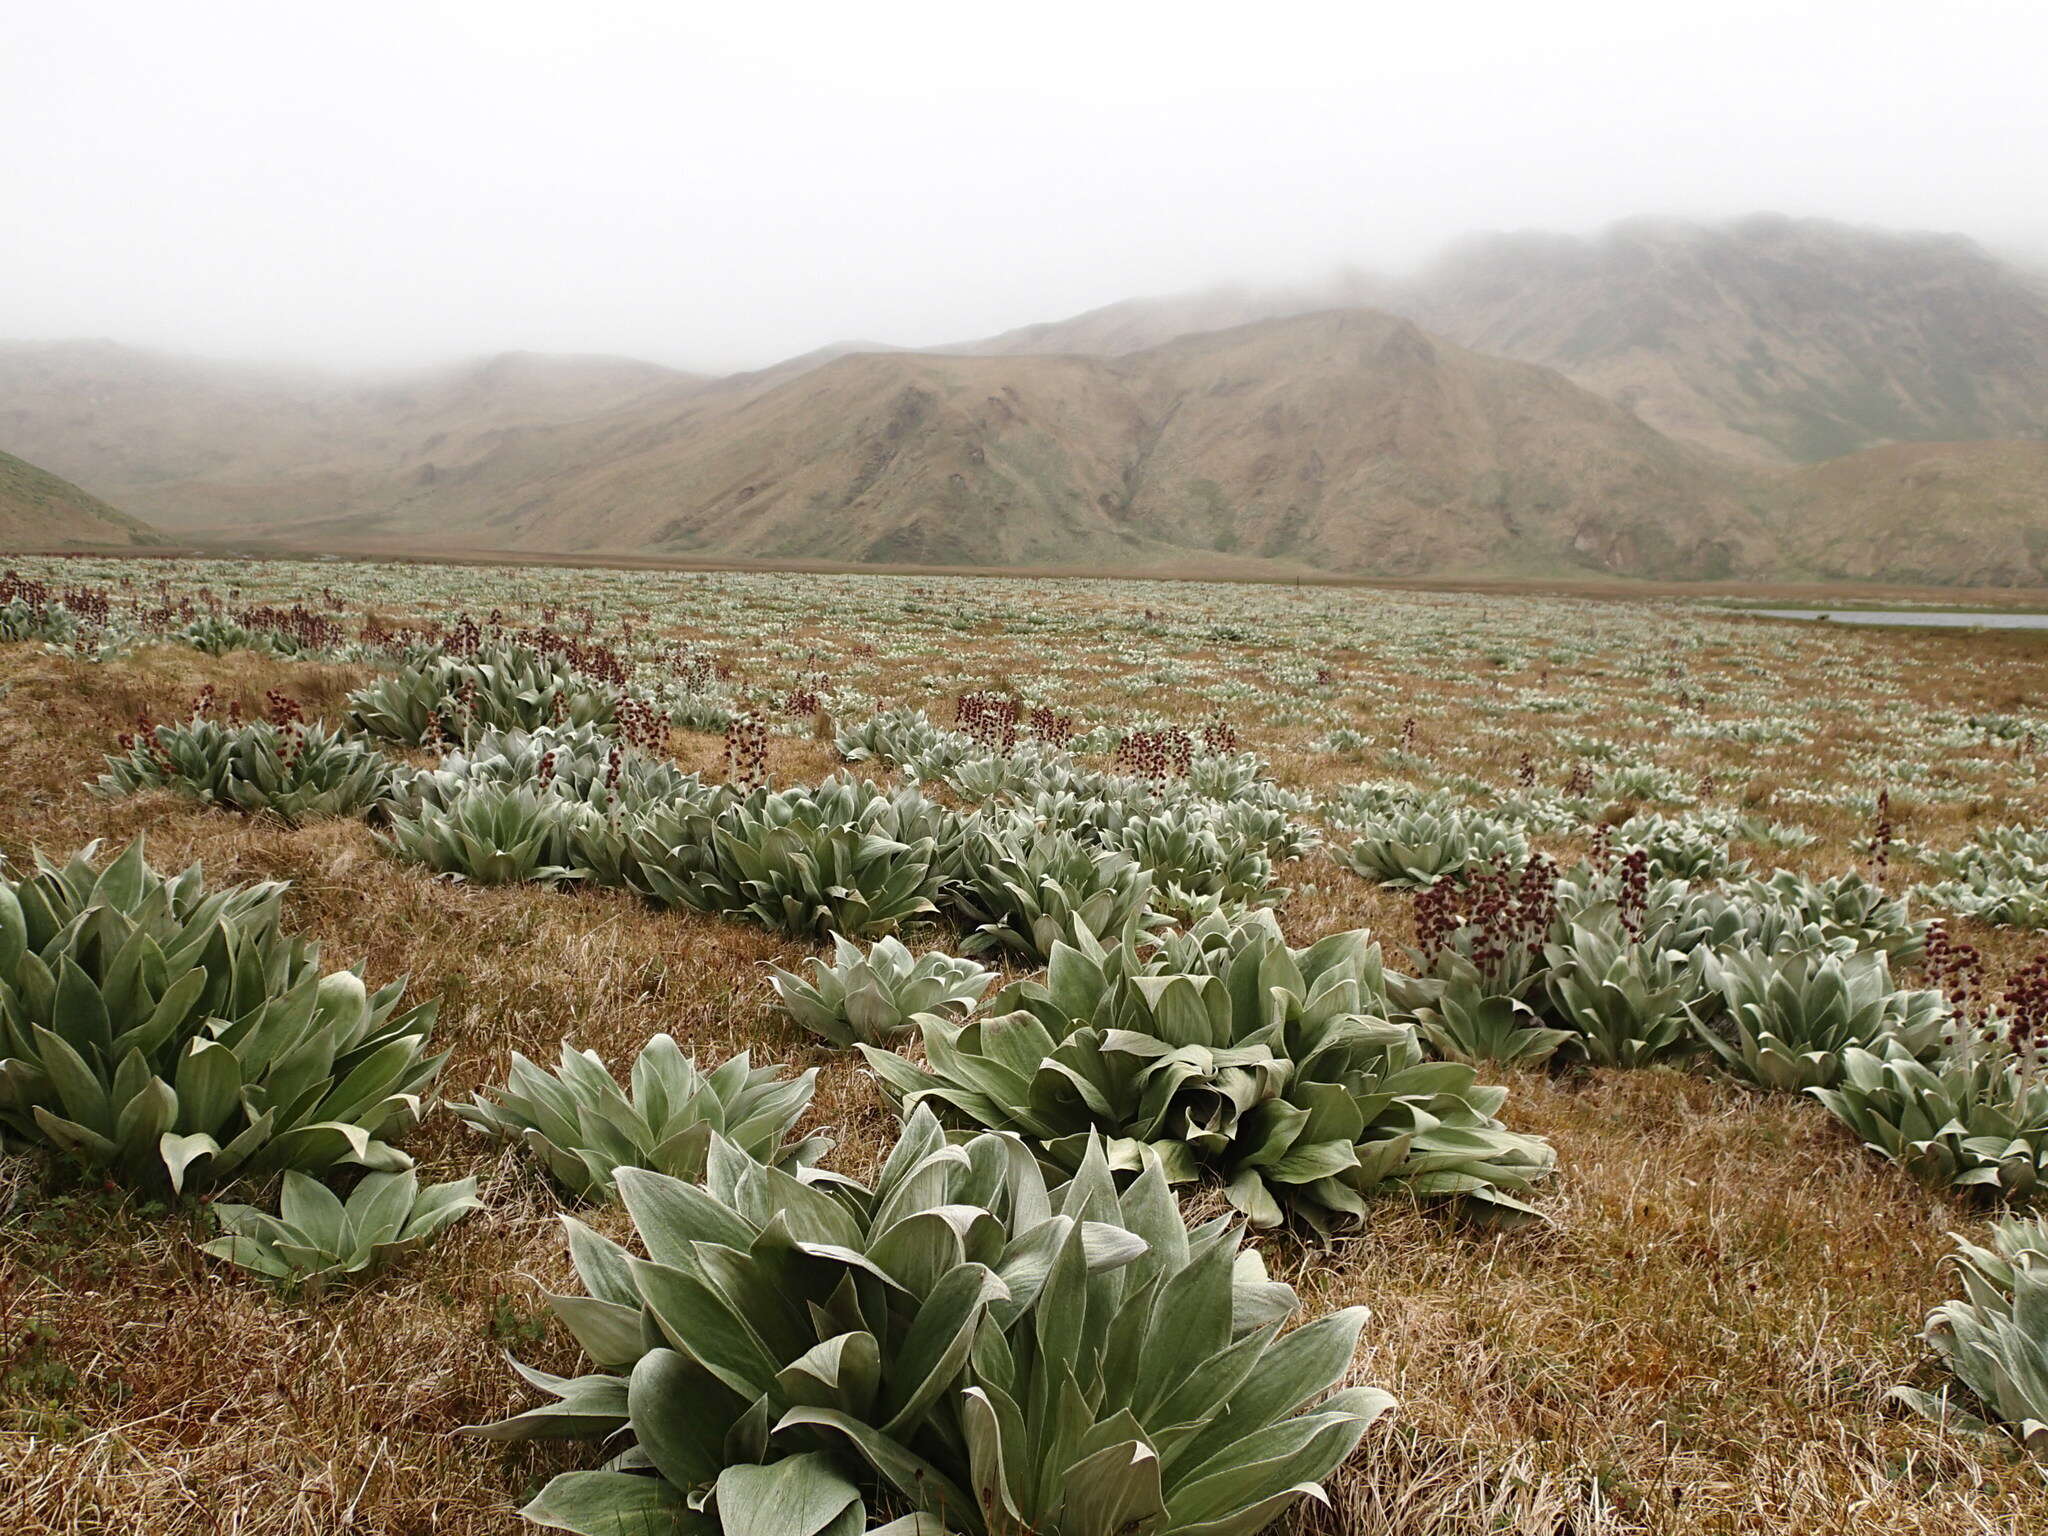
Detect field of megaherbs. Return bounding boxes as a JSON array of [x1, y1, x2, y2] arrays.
[[3, 555, 2048, 1536]]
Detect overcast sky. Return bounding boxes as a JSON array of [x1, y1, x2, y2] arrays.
[[4, 1, 2042, 374]]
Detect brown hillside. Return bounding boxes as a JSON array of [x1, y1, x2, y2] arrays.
[[1767, 441, 2048, 586], [0, 342, 707, 529], [0, 448, 160, 548], [1113, 311, 1768, 577], [243, 350, 1184, 569], [1401, 215, 2048, 464], [7, 215, 2048, 583], [957, 217, 2048, 472], [177, 309, 1776, 580]]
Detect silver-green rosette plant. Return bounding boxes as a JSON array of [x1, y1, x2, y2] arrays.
[[0, 839, 443, 1193], [1610, 813, 1745, 882], [346, 641, 622, 746], [953, 821, 1160, 963], [389, 723, 704, 817], [863, 913, 1553, 1230], [470, 1106, 1392, 1534], [768, 935, 995, 1047], [1539, 911, 1700, 1067], [1413, 971, 1575, 1069], [1916, 870, 2048, 932], [96, 707, 394, 825], [383, 782, 586, 886], [1744, 869, 1926, 962], [1894, 1216, 2048, 1453], [1107, 808, 1280, 917], [1337, 808, 1529, 890], [202, 1168, 482, 1287], [660, 778, 950, 941], [455, 1035, 826, 1200], [1690, 946, 1946, 1091], [1810, 1030, 2048, 1199]]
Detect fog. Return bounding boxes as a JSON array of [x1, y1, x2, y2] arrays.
[[4, 0, 2042, 374]]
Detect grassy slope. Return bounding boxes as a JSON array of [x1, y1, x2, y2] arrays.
[[1768, 441, 2048, 585], [0, 449, 159, 548], [4, 605, 2048, 1533]]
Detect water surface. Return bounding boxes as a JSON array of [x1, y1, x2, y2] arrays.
[[1744, 608, 2048, 629]]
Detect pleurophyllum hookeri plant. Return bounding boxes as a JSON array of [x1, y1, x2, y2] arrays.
[[1916, 825, 2048, 888], [0, 840, 443, 1192], [1107, 808, 1281, 920], [1810, 1031, 2048, 1199], [1610, 813, 1745, 882], [671, 779, 947, 941], [1539, 912, 1699, 1067], [1894, 1216, 2048, 1453], [767, 934, 995, 1047], [382, 782, 586, 886], [1917, 869, 2048, 932], [617, 796, 727, 909], [833, 706, 969, 771], [345, 642, 622, 747], [455, 1035, 826, 1200], [471, 1106, 1392, 1535], [864, 913, 1554, 1230], [96, 710, 394, 825], [1336, 808, 1529, 890], [941, 741, 1077, 804], [203, 1168, 482, 1287], [391, 723, 703, 816], [0, 592, 85, 645], [1412, 971, 1575, 1070], [342, 653, 473, 747], [1690, 946, 1947, 1091], [954, 822, 1159, 963], [1745, 869, 1927, 962]]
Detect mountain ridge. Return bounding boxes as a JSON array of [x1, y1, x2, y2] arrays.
[[47, 308, 1772, 580], [5, 214, 2048, 583]]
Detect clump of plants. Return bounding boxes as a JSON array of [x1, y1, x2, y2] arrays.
[[455, 1035, 825, 1200], [472, 1106, 1392, 1533], [1895, 1215, 2048, 1453], [0, 839, 443, 1192], [1338, 807, 1529, 890], [1414, 976, 1575, 1068], [203, 1169, 482, 1288], [1611, 812, 1745, 882], [389, 723, 706, 816], [383, 782, 586, 886], [865, 912, 1554, 1230], [1690, 946, 1946, 1091], [1741, 869, 1925, 960], [1540, 907, 1700, 1067], [1409, 853, 1561, 997], [1812, 952, 2048, 1197], [346, 641, 624, 746], [695, 786, 945, 940], [1108, 805, 1281, 919], [0, 571, 93, 646], [96, 689, 394, 824], [953, 820, 1160, 961], [767, 934, 994, 1047]]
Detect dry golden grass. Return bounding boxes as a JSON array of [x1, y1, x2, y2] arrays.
[[2, 614, 2047, 1536]]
